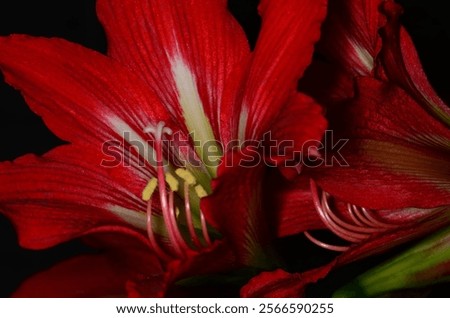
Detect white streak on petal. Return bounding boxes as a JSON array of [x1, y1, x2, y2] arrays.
[[108, 204, 167, 236], [352, 40, 374, 75], [107, 115, 157, 168], [107, 204, 147, 231], [238, 106, 249, 142], [170, 55, 219, 166]]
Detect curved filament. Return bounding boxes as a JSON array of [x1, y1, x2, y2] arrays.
[[306, 180, 399, 252], [144, 122, 214, 259], [200, 212, 212, 246], [146, 199, 171, 261], [184, 182, 202, 248], [304, 231, 349, 252], [361, 207, 398, 229]]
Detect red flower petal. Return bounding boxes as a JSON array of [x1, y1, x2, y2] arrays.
[[240, 0, 327, 140], [83, 230, 168, 297], [299, 0, 385, 104], [15, 230, 166, 297], [13, 254, 128, 297], [335, 210, 450, 265], [314, 78, 450, 210], [273, 176, 325, 238], [165, 240, 238, 288], [96, 0, 250, 141], [241, 210, 450, 297], [269, 93, 327, 164], [201, 151, 277, 269], [83, 228, 238, 297], [319, 0, 385, 77], [240, 265, 334, 297], [0, 145, 150, 249], [0, 35, 175, 151], [379, 1, 450, 124]]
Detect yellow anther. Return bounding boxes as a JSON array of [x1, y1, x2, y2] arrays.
[[175, 168, 197, 186], [142, 178, 158, 201], [194, 184, 208, 199], [165, 172, 179, 192]]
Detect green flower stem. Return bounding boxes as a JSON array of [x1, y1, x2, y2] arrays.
[[334, 226, 450, 297]]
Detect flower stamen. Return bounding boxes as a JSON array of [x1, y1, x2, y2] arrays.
[[305, 179, 399, 252], [200, 212, 212, 246], [303, 231, 349, 252], [142, 122, 215, 259], [145, 196, 171, 261], [360, 207, 397, 229], [168, 190, 190, 254], [183, 181, 202, 248], [176, 168, 213, 248], [347, 204, 367, 227]]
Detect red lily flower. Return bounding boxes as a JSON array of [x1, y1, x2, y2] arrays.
[[0, 0, 327, 297], [243, 0, 450, 297]]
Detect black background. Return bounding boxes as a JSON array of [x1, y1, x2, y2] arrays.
[[0, 0, 449, 297]]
